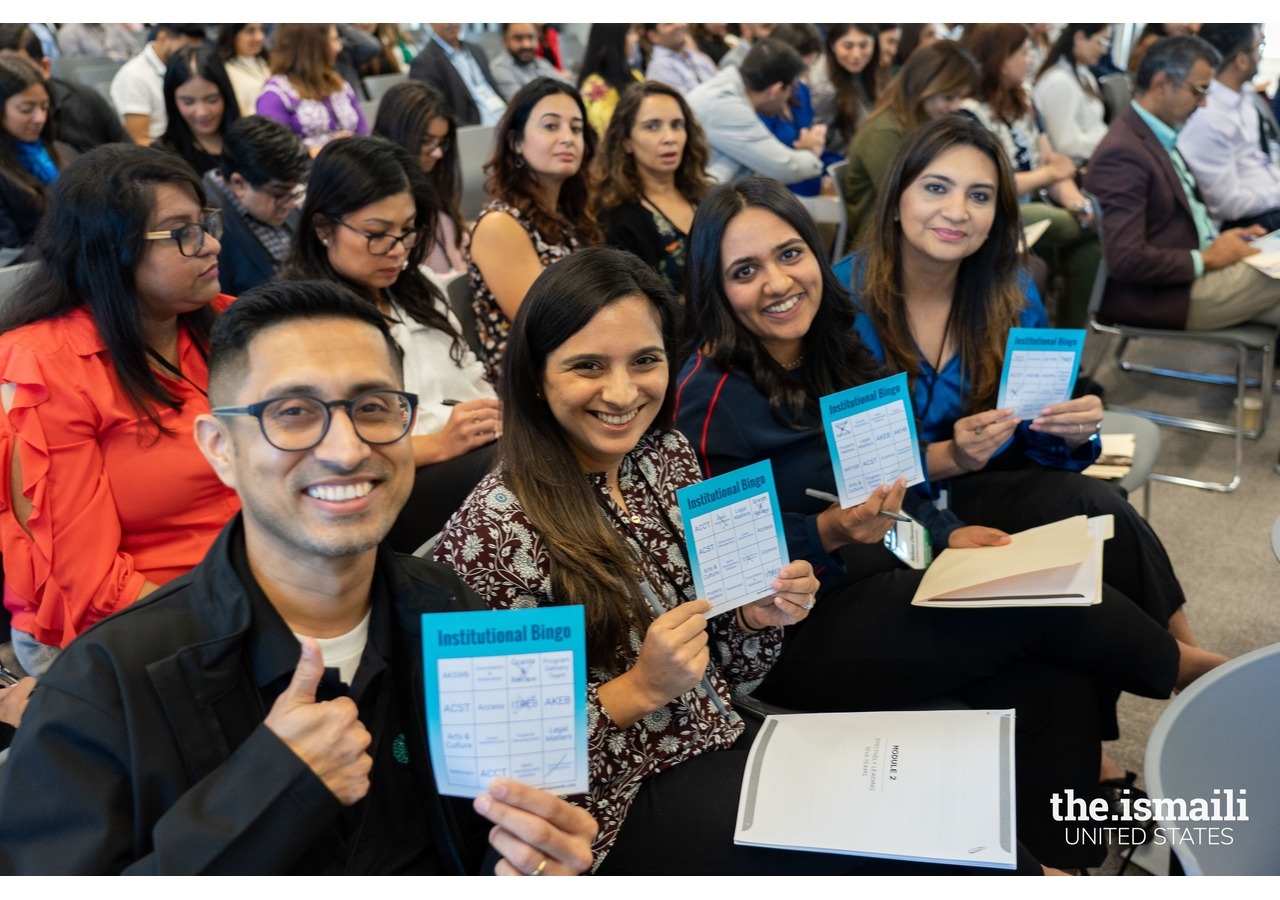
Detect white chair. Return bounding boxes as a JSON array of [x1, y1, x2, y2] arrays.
[[0, 262, 37, 310], [455, 124, 497, 223], [1100, 409, 1159, 519], [1145, 642, 1280, 874], [361, 73, 407, 102]]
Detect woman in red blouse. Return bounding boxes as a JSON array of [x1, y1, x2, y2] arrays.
[[0, 144, 240, 676]]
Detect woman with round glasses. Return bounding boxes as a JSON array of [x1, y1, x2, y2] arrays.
[[373, 81, 468, 277], [1031, 25, 1112, 167], [0, 144, 240, 675], [282, 136, 498, 550]]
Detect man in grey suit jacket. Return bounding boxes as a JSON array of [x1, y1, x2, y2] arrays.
[[408, 24, 506, 127], [686, 39, 825, 185], [1085, 35, 1280, 331]]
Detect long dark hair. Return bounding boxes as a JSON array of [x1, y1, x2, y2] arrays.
[[485, 77, 601, 246], [859, 115, 1025, 412], [0, 52, 59, 218], [374, 81, 465, 256], [159, 45, 241, 170], [0, 144, 215, 432], [283, 135, 464, 364], [592, 81, 710, 213], [824, 25, 882, 141], [500, 246, 682, 671], [576, 24, 635, 94], [684, 177, 883, 425], [1034, 24, 1107, 99], [214, 23, 268, 62]]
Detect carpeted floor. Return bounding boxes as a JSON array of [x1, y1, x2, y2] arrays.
[[1083, 329, 1280, 875]]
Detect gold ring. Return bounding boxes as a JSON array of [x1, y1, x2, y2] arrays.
[[472, 412, 479, 424], [528, 859, 548, 877]]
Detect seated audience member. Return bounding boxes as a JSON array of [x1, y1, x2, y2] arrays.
[[758, 23, 836, 197], [0, 24, 131, 154], [491, 23, 571, 102], [56, 22, 139, 62], [436, 246, 1048, 875], [844, 40, 979, 250], [216, 24, 270, 117], [686, 39, 825, 186], [1085, 35, 1280, 331], [283, 136, 498, 550], [1178, 24, 1280, 231], [643, 23, 716, 95], [0, 280, 597, 875], [718, 23, 775, 71], [809, 24, 881, 155], [374, 82, 469, 276], [0, 145, 239, 677], [467, 78, 598, 384], [110, 24, 207, 146], [0, 53, 66, 257], [877, 24, 901, 78], [691, 23, 732, 66], [203, 116, 309, 296], [408, 23, 505, 128], [675, 174, 1225, 868], [593, 82, 710, 296], [257, 25, 368, 154], [576, 24, 643, 137], [961, 24, 1100, 328], [1031, 25, 1112, 167], [155, 45, 240, 176], [353, 24, 414, 78]]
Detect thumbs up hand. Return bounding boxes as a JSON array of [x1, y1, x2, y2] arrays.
[[264, 636, 373, 806]]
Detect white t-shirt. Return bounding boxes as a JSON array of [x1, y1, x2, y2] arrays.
[[298, 608, 371, 686], [110, 43, 168, 139], [387, 283, 494, 436]]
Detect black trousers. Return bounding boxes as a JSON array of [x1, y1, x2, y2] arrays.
[[947, 459, 1186, 627], [595, 718, 1044, 876]]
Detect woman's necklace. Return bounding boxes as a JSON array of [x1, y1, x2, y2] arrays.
[[781, 354, 806, 371]]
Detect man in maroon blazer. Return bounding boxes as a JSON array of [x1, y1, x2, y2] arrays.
[[1085, 35, 1280, 330]]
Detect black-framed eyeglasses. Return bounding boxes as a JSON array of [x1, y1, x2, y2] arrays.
[[259, 184, 306, 208], [212, 389, 419, 451], [421, 135, 451, 156], [335, 219, 423, 255], [143, 208, 224, 257]]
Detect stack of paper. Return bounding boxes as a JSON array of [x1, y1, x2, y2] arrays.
[[1082, 433, 1135, 480], [735, 709, 1017, 869]]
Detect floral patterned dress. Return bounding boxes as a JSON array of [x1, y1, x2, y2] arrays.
[[465, 200, 577, 385], [433, 430, 782, 869]]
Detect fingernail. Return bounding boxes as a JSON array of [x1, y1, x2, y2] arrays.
[[474, 793, 491, 814]]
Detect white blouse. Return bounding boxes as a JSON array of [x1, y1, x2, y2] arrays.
[[1032, 59, 1108, 167]]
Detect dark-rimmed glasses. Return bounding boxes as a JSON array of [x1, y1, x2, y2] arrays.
[[143, 208, 224, 257], [336, 220, 423, 256], [421, 135, 451, 156], [212, 390, 419, 451]]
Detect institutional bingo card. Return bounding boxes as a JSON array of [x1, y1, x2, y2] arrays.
[[421, 606, 588, 799], [819, 372, 925, 508], [996, 328, 1086, 422], [677, 459, 790, 618]]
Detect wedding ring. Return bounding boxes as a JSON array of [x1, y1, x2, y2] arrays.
[[803, 596, 815, 610], [472, 412, 479, 424], [528, 859, 548, 876], [974, 424, 984, 436], [1078, 422, 1084, 434]]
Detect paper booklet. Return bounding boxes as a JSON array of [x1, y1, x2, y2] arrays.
[[910, 514, 1114, 607], [735, 709, 1017, 870], [1241, 229, 1280, 278]]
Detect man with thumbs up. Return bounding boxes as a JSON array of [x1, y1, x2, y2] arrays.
[[0, 281, 596, 875]]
